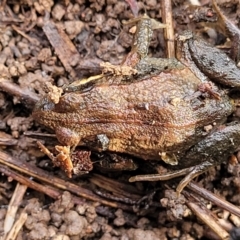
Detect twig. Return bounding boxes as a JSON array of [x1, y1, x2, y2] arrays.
[[3, 183, 27, 240], [0, 164, 61, 199], [11, 25, 40, 46], [0, 151, 133, 211], [187, 182, 240, 218], [24, 131, 56, 139], [42, 15, 81, 77], [186, 199, 229, 239], [90, 174, 143, 199], [0, 164, 92, 207], [5, 211, 27, 240], [161, 0, 175, 58], [3, 183, 27, 236], [0, 78, 39, 108]]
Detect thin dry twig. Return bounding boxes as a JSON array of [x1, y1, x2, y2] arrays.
[[42, 15, 81, 77], [90, 174, 143, 199], [0, 164, 62, 199], [186, 199, 229, 239], [11, 25, 40, 46], [161, 0, 175, 58], [0, 163, 92, 207], [0, 151, 133, 211], [3, 183, 27, 236], [187, 182, 240, 218], [5, 211, 28, 240], [0, 78, 39, 108]]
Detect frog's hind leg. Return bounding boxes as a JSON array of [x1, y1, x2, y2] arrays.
[[175, 161, 214, 195], [177, 123, 240, 192], [130, 124, 240, 195], [129, 161, 214, 196], [122, 14, 166, 68], [123, 15, 185, 75]]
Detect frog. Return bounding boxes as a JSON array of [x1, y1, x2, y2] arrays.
[[32, 5, 240, 195]]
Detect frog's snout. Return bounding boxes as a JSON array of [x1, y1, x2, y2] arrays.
[[34, 96, 55, 112], [32, 96, 56, 124]]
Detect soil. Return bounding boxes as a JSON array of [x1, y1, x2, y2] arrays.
[[1, 0, 240, 239]]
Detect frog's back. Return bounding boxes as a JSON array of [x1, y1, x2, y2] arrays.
[[36, 67, 234, 162]]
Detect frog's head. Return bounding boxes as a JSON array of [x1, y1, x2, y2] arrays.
[[32, 96, 56, 129], [34, 96, 55, 112]]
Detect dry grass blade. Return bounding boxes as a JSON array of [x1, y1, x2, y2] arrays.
[[187, 182, 240, 218], [3, 183, 27, 236], [0, 78, 39, 107], [161, 0, 175, 58], [90, 174, 143, 199], [5, 211, 27, 240], [185, 199, 229, 239], [42, 16, 81, 77], [0, 151, 133, 211]]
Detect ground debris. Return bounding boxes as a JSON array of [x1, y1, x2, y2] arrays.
[[42, 18, 81, 77], [0, 0, 240, 239], [100, 61, 137, 76]]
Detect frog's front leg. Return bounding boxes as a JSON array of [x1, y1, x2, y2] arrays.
[[55, 127, 81, 148], [130, 124, 240, 195], [38, 127, 82, 177]]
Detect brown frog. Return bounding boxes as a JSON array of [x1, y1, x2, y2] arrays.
[[33, 7, 240, 195]]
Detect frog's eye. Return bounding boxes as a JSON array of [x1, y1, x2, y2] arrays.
[[34, 96, 55, 111], [54, 93, 82, 113], [61, 94, 80, 108], [65, 95, 79, 103], [43, 102, 55, 111]]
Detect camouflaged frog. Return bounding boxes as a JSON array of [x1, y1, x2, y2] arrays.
[[33, 4, 240, 194]]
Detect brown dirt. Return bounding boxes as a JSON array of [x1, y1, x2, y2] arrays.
[[1, 0, 240, 239]]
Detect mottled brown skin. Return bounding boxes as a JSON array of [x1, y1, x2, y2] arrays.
[[33, 13, 240, 188], [33, 64, 233, 168]]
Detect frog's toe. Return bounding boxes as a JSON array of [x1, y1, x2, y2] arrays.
[[176, 161, 213, 195], [129, 160, 214, 195], [129, 168, 189, 183]]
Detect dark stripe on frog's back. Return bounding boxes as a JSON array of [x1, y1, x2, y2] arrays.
[[35, 94, 200, 159], [33, 65, 234, 161], [35, 66, 214, 131], [35, 88, 233, 160], [55, 66, 201, 114]]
